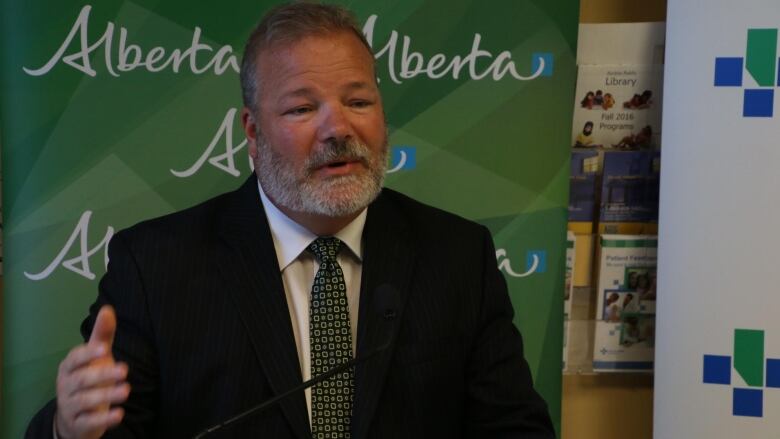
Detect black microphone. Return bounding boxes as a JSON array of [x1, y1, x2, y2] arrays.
[[372, 283, 401, 322], [193, 284, 400, 438]]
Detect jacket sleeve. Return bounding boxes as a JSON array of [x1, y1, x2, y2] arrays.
[[464, 226, 555, 438], [25, 399, 56, 439], [87, 230, 159, 438]]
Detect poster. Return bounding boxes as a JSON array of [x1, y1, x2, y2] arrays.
[[0, 1, 578, 435], [593, 235, 656, 371]]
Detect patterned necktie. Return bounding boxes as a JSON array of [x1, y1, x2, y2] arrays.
[[308, 237, 354, 438]]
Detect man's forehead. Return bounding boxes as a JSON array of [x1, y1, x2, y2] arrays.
[[257, 30, 373, 65], [280, 81, 375, 97], [255, 32, 377, 96]]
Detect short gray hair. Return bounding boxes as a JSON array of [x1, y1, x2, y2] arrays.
[[239, 2, 374, 114]]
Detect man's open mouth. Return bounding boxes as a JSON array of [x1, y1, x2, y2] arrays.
[[316, 157, 364, 170]]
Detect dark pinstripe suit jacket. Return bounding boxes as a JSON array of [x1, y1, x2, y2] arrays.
[[28, 176, 554, 438]]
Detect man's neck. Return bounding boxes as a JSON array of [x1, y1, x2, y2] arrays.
[[274, 202, 361, 236], [258, 186, 360, 236]]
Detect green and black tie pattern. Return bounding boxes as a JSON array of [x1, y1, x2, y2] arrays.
[[308, 237, 354, 438]]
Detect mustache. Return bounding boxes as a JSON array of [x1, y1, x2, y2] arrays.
[[305, 139, 372, 172]]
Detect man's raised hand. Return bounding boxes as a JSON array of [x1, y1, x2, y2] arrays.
[[55, 305, 129, 439]]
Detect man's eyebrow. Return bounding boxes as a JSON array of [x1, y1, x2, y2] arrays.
[[343, 81, 374, 91], [278, 87, 314, 101], [277, 81, 375, 102]]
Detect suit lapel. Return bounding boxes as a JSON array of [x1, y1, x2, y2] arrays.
[[215, 177, 310, 439], [351, 191, 416, 439]]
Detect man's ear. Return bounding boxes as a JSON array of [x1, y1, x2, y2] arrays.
[[241, 106, 259, 160]]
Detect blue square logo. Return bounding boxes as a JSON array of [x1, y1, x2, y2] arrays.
[[389, 146, 416, 172], [703, 355, 731, 385], [767, 359, 780, 388], [531, 53, 553, 77], [525, 250, 546, 273], [713, 30, 780, 118], [714, 57, 744, 86], [703, 328, 780, 418], [733, 388, 763, 417], [743, 89, 774, 117]]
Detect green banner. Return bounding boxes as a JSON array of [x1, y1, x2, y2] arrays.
[[0, 1, 577, 436]]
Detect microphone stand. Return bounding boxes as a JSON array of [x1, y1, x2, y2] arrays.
[[192, 339, 390, 438]]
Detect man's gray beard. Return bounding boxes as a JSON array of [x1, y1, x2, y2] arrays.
[[254, 136, 387, 218]]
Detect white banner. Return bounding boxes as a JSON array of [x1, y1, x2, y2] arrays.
[[655, 0, 780, 437]]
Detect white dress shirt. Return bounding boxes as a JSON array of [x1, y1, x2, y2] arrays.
[[257, 182, 365, 425]]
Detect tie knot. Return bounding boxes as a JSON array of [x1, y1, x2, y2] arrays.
[[309, 236, 342, 263]]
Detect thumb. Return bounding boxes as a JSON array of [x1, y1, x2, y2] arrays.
[[89, 305, 117, 348]]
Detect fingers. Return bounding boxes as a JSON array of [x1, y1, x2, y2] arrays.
[[60, 362, 128, 397], [89, 305, 117, 347], [61, 305, 118, 375], [56, 360, 130, 439], [59, 344, 109, 375], [65, 383, 131, 414], [70, 407, 125, 434]]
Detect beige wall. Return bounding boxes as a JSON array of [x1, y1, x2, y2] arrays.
[[563, 374, 654, 439], [580, 0, 667, 23], [562, 1, 665, 438]]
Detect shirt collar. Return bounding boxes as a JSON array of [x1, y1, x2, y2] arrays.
[[257, 180, 366, 271]]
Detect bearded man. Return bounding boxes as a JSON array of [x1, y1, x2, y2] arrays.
[[27, 3, 554, 438]]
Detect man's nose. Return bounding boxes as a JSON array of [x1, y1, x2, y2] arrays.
[[318, 104, 354, 143]]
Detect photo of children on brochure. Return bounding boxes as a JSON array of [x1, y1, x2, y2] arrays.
[[579, 89, 653, 111], [580, 90, 617, 110], [572, 65, 663, 150]]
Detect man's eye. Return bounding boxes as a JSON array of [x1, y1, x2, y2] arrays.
[[285, 107, 312, 115], [350, 100, 371, 108]]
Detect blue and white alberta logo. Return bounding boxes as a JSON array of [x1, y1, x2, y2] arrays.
[[496, 249, 546, 278], [388, 146, 416, 173]]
